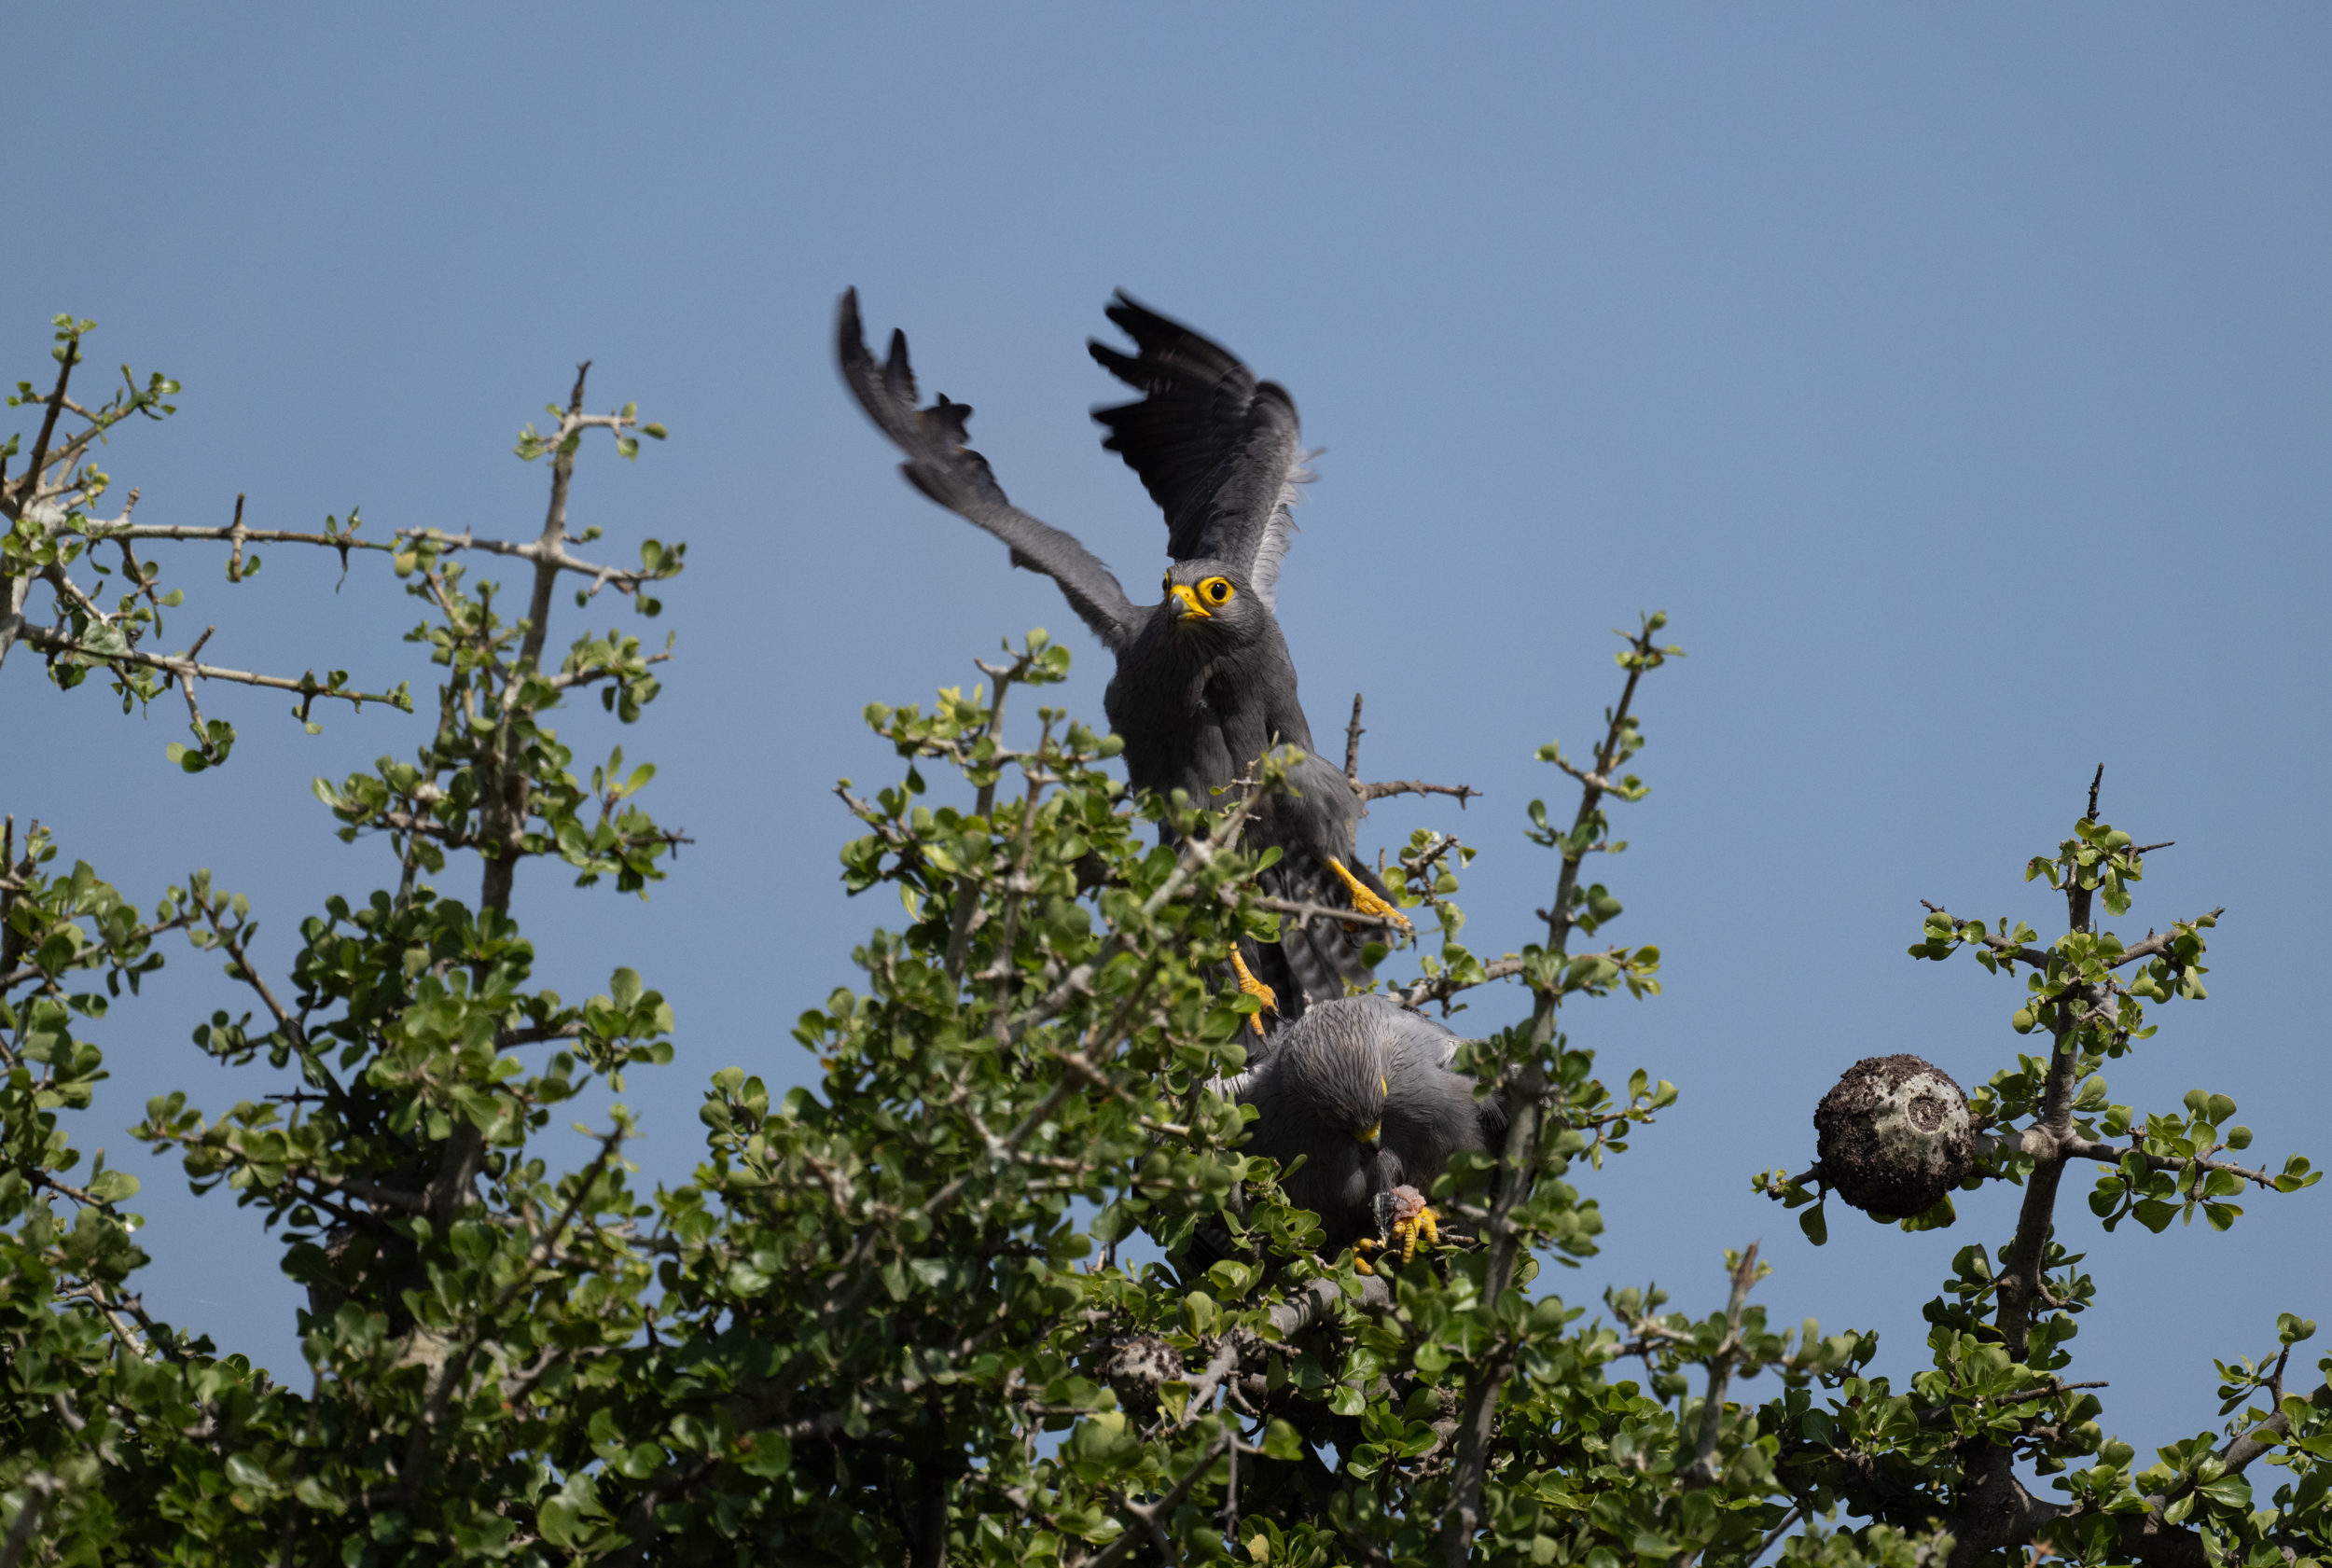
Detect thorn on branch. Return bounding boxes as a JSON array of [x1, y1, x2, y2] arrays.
[[228, 493, 248, 582], [176, 625, 219, 760], [18, 328, 81, 506], [1357, 777, 1481, 809], [1337, 692, 1478, 808]]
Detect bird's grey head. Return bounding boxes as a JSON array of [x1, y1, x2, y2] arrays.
[[1278, 1026, 1388, 1146], [1159, 560, 1267, 644]]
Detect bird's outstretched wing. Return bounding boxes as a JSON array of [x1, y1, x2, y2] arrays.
[[1089, 293, 1308, 612], [838, 289, 1140, 650]]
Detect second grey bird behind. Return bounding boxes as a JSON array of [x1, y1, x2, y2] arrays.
[[1228, 995, 1506, 1259]]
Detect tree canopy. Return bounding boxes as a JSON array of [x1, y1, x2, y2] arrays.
[[1, 316, 2325, 1567]]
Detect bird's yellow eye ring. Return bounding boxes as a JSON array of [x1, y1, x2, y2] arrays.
[[1162, 573, 1173, 595], [1203, 576, 1232, 604]]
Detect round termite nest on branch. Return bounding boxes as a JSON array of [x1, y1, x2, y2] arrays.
[[1813, 1054, 1973, 1217], [1095, 1334, 1184, 1422]]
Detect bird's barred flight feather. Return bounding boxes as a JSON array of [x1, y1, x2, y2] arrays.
[[1088, 292, 1309, 614]]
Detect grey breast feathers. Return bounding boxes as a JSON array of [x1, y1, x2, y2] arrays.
[[1228, 1002, 1387, 1256]]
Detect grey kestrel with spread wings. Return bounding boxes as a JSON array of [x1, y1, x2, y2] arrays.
[[836, 288, 1409, 1026]]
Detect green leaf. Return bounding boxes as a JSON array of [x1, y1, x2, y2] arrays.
[[732, 1432, 792, 1478], [2197, 1474, 2252, 1510], [610, 966, 643, 1008]]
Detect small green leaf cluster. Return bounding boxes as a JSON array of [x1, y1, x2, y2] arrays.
[[2025, 819, 2146, 917], [0, 826, 248, 1555], [316, 535, 685, 895], [2085, 1089, 2319, 1236]]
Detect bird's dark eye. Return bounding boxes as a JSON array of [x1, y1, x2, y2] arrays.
[[1207, 578, 1230, 604], [1162, 575, 1172, 594]]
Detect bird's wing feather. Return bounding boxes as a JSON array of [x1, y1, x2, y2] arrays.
[[838, 289, 1140, 649], [1381, 1005, 1507, 1150], [1089, 293, 1309, 612]]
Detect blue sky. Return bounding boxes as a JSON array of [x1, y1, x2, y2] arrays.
[[8, 7, 2327, 1459]]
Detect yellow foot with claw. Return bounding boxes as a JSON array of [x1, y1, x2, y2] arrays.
[[1368, 1185, 1440, 1270], [1353, 1239, 1382, 1276], [1391, 1204, 1441, 1265], [1326, 858, 1413, 933], [1228, 948, 1279, 1038]]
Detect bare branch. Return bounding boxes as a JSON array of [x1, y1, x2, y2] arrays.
[[1391, 957, 1526, 1011], [1340, 691, 1478, 805], [2105, 913, 2224, 969], [1915, 1379, 2110, 1430], [314, 1173, 430, 1214], [174, 625, 219, 760], [9, 333, 80, 519], [497, 1021, 587, 1049], [1357, 777, 1481, 809], [1251, 894, 1409, 935], [70, 520, 663, 594], [14, 622, 409, 711], [544, 651, 672, 691], [1749, 1506, 1804, 1568], [1918, 903, 2052, 969], [482, 366, 593, 920], [2055, 1133, 2285, 1191], [186, 881, 306, 1056], [1174, 1334, 1250, 1429]]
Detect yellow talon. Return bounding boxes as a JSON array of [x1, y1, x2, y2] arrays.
[[1352, 1239, 1381, 1276], [1229, 948, 1279, 1038], [1327, 858, 1412, 933], [1394, 1205, 1442, 1264]]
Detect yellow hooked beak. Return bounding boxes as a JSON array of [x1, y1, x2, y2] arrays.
[[1356, 1121, 1381, 1147], [1357, 1078, 1385, 1145], [1170, 583, 1212, 621]]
